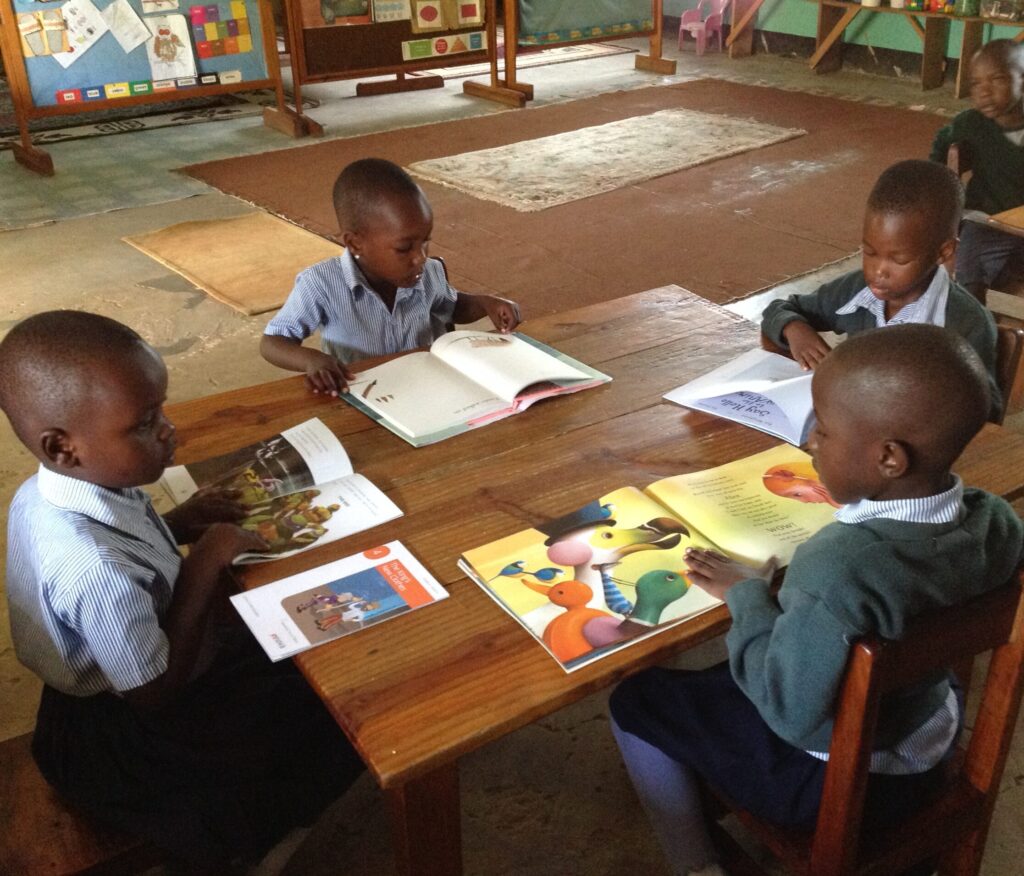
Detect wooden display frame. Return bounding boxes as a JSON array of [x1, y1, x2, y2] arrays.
[[0, 0, 297, 175], [463, 0, 676, 108]]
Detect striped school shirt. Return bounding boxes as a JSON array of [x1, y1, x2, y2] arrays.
[[6, 466, 181, 697], [264, 250, 458, 364], [834, 264, 950, 329], [805, 476, 965, 774]]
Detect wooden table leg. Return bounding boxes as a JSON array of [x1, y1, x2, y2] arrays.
[[957, 20, 983, 99], [387, 762, 463, 876], [727, 0, 765, 59], [810, 5, 859, 74], [921, 16, 950, 91]]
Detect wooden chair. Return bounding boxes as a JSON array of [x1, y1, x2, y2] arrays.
[[702, 577, 1024, 876], [995, 320, 1024, 422]]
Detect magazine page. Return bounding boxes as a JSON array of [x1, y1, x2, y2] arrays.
[[431, 330, 593, 404], [230, 541, 447, 660], [664, 349, 813, 445], [346, 351, 507, 440], [460, 486, 721, 672], [234, 474, 402, 564], [159, 418, 353, 506], [645, 445, 838, 569]]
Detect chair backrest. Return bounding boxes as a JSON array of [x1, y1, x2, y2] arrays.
[[709, 0, 731, 16], [995, 321, 1024, 422], [680, 1, 706, 25], [809, 577, 1024, 875]]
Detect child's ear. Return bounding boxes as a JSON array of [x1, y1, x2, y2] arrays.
[[341, 230, 361, 257], [937, 236, 957, 266], [878, 439, 910, 480], [40, 428, 78, 470]]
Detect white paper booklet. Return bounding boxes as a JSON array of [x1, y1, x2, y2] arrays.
[[157, 418, 401, 564], [231, 541, 448, 660], [664, 349, 814, 445], [344, 331, 611, 446]]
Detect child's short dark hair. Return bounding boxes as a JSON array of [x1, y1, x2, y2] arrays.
[[331, 158, 425, 232], [974, 38, 1024, 74], [0, 310, 143, 440], [824, 323, 988, 469], [866, 159, 964, 240]]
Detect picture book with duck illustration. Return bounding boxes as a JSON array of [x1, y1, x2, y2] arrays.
[[664, 348, 813, 445], [458, 444, 838, 672], [230, 541, 447, 660], [343, 330, 611, 447], [155, 418, 401, 564]]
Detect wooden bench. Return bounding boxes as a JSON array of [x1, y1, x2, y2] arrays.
[[0, 732, 159, 875]]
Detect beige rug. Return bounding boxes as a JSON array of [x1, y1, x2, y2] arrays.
[[123, 212, 343, 315], [407, 107, 806, 212]]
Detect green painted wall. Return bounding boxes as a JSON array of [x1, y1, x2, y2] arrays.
[[665, 0, 1022, 58]]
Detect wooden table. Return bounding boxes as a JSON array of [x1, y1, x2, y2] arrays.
[[164, 287, 1024, 876]]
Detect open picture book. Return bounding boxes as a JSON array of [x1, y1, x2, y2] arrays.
[[664, 348, 813, 445], [459, 444, 838, 672], [156, 418, 401, 564], [343, 330, 611, 446], [230, 541, 447, 660]]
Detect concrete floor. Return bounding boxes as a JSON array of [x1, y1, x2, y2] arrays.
[[2, 35, 1023, 875]]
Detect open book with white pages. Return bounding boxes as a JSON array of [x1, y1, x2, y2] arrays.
[[664, 348, 814, 445]]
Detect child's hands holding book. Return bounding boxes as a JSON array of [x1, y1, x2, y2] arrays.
[[163, 486, 247, 544], [683, 547, 778, 600], [304, 349, 356, 396], [481, 295, 522, 334], [782, 321, 831, 371]]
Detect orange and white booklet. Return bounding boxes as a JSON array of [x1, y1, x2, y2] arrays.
[[231, 541, 448, 661]]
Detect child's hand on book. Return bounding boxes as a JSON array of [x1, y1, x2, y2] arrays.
[[191, 522, 268, 570], [164, 486, 248, 544], [305, 351, 355, 397], [683, 548, 778, 600], [483, 295, 522, 334], [782, 322, 831, 371]]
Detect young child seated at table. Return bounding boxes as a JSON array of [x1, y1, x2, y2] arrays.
[[609, 323, 1023, 876], [1, 311, 365, 873], [760, 158, 1000, 417], [930, 39, 1024, 304], [261, 157, 522, 395]]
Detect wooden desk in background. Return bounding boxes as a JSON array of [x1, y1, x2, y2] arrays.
[[164, 287, 1024, 876]]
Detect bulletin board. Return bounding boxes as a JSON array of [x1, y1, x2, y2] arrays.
[[0, 0, 294, 174]]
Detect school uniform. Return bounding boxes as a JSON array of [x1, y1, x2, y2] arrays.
[[760, 267, 1002, 419], [265, 250, 458, 364], [611, 482, 1023, 831], [7, 466, 364, 867]]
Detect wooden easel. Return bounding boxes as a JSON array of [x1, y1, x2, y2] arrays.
[[0, 0, 296, 175]]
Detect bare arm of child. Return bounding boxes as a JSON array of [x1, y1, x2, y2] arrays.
[[683, 547, 779, 601], [123, 523, 266, 711], [260, 334, 355, 396], [162, 486, 247, 544], [782, 321, 832, 371], [452, 292, 522, 333]]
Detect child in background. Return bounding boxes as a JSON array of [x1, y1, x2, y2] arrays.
[[1, 311, 364, 873], [610, 324, 1023, 876], [261, 157, 522, 396], [760, 159, 1000, 418], [931, 39, 1024, 303]]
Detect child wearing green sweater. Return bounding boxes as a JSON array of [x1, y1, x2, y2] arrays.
[[610, 324, 1023, 876], [930, 39, 1024, 303]]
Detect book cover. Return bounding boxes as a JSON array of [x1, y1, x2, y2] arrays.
[[155, 418, 402, 564], [459, 445, 838, 672], [664, 348, 813, 445], [231, 541, 447, 660], [343, 331, 611, 447]]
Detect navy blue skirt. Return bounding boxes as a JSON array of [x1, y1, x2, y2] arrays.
[[610, 662, 947, 831], [32, 630, 364, 868]]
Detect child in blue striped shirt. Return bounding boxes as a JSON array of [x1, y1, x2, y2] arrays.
[[261, 157, 522, 396], [1, 311, 364, 872]]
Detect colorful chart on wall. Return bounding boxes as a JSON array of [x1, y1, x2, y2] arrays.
[[11, 0, 270, 107]]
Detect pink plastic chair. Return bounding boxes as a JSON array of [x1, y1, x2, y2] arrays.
[[678, 0, 732, 55]]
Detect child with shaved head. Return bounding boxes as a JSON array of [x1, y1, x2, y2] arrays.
[[761, 159, 1001, 418], [261, 157, 522, 395], [610, 324, 1022, 876], [1, 311, 363, 872]]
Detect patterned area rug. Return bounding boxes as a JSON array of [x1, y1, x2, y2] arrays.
[[408, 108, 805, 211]]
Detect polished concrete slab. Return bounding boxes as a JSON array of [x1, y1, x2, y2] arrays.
[[1, 36, 1021, 875]]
